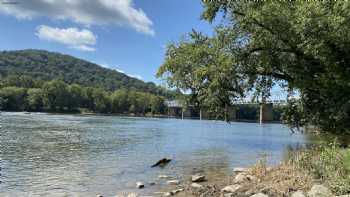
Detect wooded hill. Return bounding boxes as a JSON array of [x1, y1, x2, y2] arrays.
[[0, 49, 170, 96]]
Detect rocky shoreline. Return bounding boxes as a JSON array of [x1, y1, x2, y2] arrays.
[[110, 163, 347, 197]]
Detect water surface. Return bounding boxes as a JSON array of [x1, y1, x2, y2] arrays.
[[0, 112, 308, 196]]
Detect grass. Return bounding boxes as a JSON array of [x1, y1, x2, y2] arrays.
[[288, 142, 350, 195]]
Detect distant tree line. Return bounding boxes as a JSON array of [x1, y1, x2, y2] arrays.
[[0, 76, 167, 115]]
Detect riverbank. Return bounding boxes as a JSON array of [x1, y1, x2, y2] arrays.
[[119, 144, 350, 197]]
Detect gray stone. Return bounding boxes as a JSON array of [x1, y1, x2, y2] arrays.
[[97, 195, 103, 197], [166, 180, 180, 185], [136, 182, 145, 189], [191, 183, 204, 189], [224, 193, 234, 197], [221, 184, 242, 193], [191, 174, 206, 182], [127, 194, 138, 197], [307, 185, 332, 197], [250, 193, 268, 197], [164, 192, 172, 196], [291, 190, 305, 197]]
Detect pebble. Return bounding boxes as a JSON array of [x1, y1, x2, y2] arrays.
[[191, 183, 204, 189], [191, 174, 206, 182]]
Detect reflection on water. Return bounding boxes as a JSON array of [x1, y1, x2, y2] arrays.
[[0, 112, 308, 196]]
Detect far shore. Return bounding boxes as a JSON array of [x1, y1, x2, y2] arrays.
[[1, 110, 283, 123]]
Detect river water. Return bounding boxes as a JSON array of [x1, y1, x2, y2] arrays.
[[0, 112, 309, 196]]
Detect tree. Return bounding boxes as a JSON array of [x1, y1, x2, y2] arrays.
[[150, 96, 166, 114], [110, 89, 129, 113], [158, 1, 350, 133], [67, 84, 84, 111], [0, 87, 27, 111], [42, 80, 69, 111], [27, 88, 44, 111], [91, 88, 110, 113]]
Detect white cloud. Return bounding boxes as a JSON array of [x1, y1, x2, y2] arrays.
[[0, 0, 154, 35], [36, 25, 97, 51]]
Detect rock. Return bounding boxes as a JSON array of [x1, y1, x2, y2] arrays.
[[149, 182, 156, 186], [250, 193, 268, 197], [191, 174, 206, 182], [127, 194, 138, 197], [307, 185, 332, 197], [233, 167, 248, 173], [191, 183, 204, 189], [291, 190, 305, 197], [97, 195, 103, 197], [221, 184, 242, 193], [167, 180, 180, 185], [136, 182, 145, 189], [224, 193, 234, 197], [158, 175, 171, 179], [234, 173, 249, 183], [164, 192, 173, 196], [151, 158, 171, 168]]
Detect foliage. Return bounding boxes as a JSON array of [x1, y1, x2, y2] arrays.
[[158, 1, 350, 133], [0, 79, 167, 115], [0, 49, 174, 97], [289, 143, 350, 195], [0, 86, 27, 111]]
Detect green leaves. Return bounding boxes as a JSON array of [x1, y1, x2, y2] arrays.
[[159, 1, 350, 132]]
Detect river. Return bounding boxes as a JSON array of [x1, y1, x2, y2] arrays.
[[0, 112, 308, 196]]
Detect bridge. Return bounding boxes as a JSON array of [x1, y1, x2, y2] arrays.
[[165, 90, 296, 124]]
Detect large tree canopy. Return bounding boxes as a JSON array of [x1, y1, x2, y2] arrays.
[[158, 1, 350, 133]]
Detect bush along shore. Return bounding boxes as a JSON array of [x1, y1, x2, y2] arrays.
[[109, 143, 350, 197]]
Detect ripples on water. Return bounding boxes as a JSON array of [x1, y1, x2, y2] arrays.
[[0, 112, 308, 196]]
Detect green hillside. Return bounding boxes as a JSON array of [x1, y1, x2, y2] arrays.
[[0, 49, 167, 95]]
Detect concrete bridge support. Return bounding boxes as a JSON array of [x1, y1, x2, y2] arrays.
[[259, 103, 273, 124]]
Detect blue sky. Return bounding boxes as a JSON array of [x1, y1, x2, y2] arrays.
[[0, 0, 214, 84]]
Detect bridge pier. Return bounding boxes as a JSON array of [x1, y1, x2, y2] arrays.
[[259, 103, 273, 124]]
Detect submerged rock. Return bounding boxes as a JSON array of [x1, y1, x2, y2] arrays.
[[136, 182, 145, 189], [221, 184, 242, 193], [307, 185, 332, 197], [167, 180, 180, 185], [151, 158, 171, 168], [233, 167, 248, 173], [158, 175, 171, 179], [191, 174, 206, 182]]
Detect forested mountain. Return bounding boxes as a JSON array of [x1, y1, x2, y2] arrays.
[[0, 49, 168, 96]]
